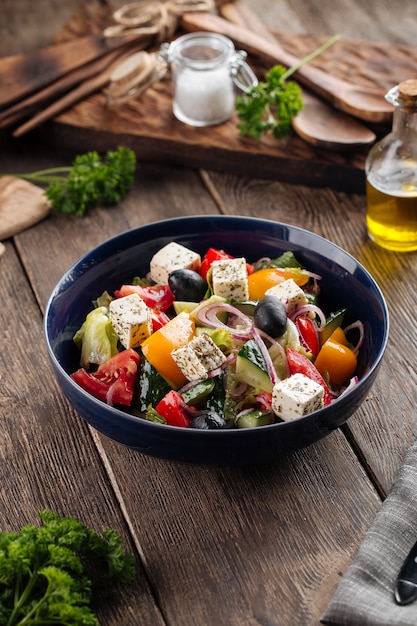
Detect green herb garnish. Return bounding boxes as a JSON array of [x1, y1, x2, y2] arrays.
[[0, 510, 135, 625], [9, 146, 136, 216], [236, 35, 340, 140]]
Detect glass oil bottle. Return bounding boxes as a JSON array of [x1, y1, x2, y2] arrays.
[[365, 79, 417, 252]]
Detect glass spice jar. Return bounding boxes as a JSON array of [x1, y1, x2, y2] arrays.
[[365, 79, 417, 252], [159, 32, 257, 127]]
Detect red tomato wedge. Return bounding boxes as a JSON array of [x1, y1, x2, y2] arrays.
[[71, 349, 140, 406], [155, 390, 192, 428], [286, 347, 331, 405]]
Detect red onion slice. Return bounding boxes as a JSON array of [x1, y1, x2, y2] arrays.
[[196, 302, 253, 340], [256, 328, 290, 379], [289, 304, 327, 329], [343, 321, 365, 355], [339, 376, 359, 397], [252, 327, 278, 385]]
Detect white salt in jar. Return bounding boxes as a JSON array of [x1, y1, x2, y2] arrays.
[[160, 32, 257, 127]]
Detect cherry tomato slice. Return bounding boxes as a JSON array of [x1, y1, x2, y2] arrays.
[[151, 309, 170, 331], [114, 284, 174, 312], [71, 349, 140, 406], [296, 316, 320, 359]]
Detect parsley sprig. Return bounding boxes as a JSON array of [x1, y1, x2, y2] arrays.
[[236, 35, 340, 140], [0, 510, 135, 625], [11, 146, 136, 216]]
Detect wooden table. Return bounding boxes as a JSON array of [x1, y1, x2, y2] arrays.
[[1, 1, 417, 624]]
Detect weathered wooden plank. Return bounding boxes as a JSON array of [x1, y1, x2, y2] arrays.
[[1, 2, 416, 625], [4, 145, 385, 626], [0, 241, 165, 626], [92, 433, 382, 625]]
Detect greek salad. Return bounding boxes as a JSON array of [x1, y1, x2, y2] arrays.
[[70, 242, 364, 429]]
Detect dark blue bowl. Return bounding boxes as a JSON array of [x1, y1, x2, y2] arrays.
[[44, 216, 389, 465]]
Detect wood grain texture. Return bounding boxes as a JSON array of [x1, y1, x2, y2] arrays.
[[0, 133, 383, 626], [91, 436, 382, 625], [0, 240, 164, 626], [220, 2, 377, 150], [2, 2, 417, 625], [246, 0, 417, 45], [19, 0, 415, 191]]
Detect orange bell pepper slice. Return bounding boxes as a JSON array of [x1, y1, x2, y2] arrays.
[[314, 328, 357, 387], [141, 312, 195, 388], [248, 267, 310, 300]]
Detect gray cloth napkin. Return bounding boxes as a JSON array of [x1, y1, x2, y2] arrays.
[[321, 438, 417, 626]]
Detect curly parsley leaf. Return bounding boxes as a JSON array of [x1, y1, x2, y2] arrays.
[[9, 146, 136, 216], [236, 66, 303, 139], [236, 35, 340, 140], [0, 510, 135, 625]]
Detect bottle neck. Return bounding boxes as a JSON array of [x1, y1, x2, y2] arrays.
[[392, 103, 417, 136]]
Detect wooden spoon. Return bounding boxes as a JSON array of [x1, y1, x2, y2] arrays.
[[219, 1, 376, 149], [181, 12, 393, 123]]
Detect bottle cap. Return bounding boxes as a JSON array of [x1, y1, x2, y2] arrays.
[[398, 79, 417, 102]]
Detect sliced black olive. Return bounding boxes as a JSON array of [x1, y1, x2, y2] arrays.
[[254, 295, 287, 338], [192, 410, 226, 430], [168, 268, 207, 302]]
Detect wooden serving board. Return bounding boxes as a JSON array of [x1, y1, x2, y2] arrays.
[[35, 4, 417, 192]]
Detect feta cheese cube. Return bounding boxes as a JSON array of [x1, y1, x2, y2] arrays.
[[109, 293, 152, 349], [265, 279, 308, 314], [272, 373, 324, 420], [150, 242, 201, 285], [171, 334, 227, 381], [211, 257, 249, 302]]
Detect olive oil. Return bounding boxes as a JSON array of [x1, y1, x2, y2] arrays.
[[365, 79, 417, 252], [366, 180, 417, 251]]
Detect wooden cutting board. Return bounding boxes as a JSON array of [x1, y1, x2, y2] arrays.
[[32, 4, 417, 192]]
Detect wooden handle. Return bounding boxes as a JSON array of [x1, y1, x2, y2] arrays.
[[12, 45, 148, 137], [0, 47, 128, 125], [220, 1, 277, 45], [0, 33, 145, 111]]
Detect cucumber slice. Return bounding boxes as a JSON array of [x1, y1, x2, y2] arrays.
[[181, 379, 215, 407], [173, 300, 199, 315], [233, 301, 257, 316], [195, 326, 216, 336], [235, 339, 273, 393], [236, 409, 273, 428], [135, 355, 171, 413]]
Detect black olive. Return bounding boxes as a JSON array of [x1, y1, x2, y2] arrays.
[[192, 410, 226, 430], [168, 268, 207, 302], [254, 295, 287, 338]]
